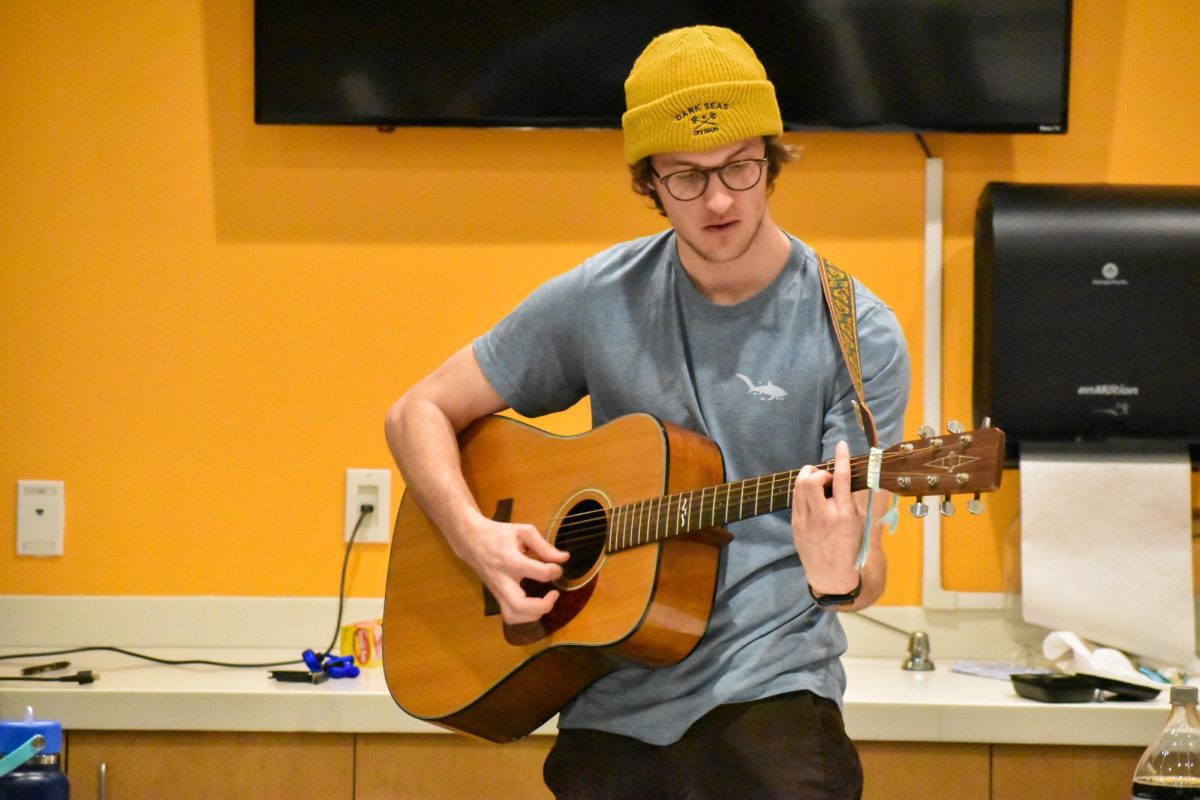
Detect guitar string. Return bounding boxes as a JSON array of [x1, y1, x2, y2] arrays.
[[542, 442, 990, 551], [548, 443, 977, 544], [553, 466, 865, 551], [551, 467, 938, 553]]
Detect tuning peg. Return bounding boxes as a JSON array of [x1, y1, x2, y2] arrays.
[[980, 416, 992, 428], [939, 497, 955, 517], [968, 494, 985, 515], [909, 500, 929, 518], [917, 425, 936, 439], [946, 420, 963, 434]]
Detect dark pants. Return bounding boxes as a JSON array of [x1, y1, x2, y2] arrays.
[[543, 690, 863, 800]]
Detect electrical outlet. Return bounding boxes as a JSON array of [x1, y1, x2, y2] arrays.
[[17, 480, 65, 556], [345, 469, 391, 543]]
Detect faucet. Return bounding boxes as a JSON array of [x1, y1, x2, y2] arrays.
[[852, 612, 935, 671]]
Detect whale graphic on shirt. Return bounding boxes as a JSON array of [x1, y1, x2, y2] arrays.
[[736, 373, 788, 401]]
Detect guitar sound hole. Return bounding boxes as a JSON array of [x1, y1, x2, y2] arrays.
[[555, 498, 607, 582]]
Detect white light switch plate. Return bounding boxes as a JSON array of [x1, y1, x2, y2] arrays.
[[17, 480, 65, 556]]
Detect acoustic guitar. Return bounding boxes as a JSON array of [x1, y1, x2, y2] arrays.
[[382, 413, 1004, 742]]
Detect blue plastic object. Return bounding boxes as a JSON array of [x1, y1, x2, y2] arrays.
[[300, 649, 358, 679], [0, 708, 69, 799], [323, 655, 360, 679], [0, 709, 60, 757], [302, 649, 324, 673], [0, 735, 44, 780]]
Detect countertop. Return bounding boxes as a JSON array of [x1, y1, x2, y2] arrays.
[[0, 649, 1170, 746]]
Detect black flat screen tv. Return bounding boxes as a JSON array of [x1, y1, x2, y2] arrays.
[[254, 0, 1072, 134]]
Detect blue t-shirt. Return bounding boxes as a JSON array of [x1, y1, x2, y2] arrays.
[[474, 229, 911, 745]]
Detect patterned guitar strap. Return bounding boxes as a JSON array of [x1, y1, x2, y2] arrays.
[[815, 254, 899, 568]]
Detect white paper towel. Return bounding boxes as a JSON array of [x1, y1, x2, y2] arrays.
[[1020, 445, 1196, 666], [1042, 630, 1163, 689]]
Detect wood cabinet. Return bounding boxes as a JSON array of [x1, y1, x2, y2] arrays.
[[66, 731, 355, 799], [861, 742, 1143, 800], [859, 741, 990, 800], [991, 744, 1143, 800], [62, 731, 1143, 799], [356, 733, 553, 800]]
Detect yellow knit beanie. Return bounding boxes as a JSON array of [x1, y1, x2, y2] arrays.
[[622, 26, 782, 165]]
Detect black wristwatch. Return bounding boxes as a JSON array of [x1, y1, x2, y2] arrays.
[[808, 574, 863, 607]]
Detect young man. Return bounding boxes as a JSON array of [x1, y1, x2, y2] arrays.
[[385, 26, 910, 799]]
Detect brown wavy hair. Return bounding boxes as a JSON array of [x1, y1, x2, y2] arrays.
[[629, 136, 798, 216]]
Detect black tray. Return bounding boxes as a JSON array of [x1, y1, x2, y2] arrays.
[[1079, 672, 1163, 701], [1011, 672, 1162, 703], [1012, 673, 1098, 703]]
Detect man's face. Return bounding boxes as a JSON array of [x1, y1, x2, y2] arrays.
[[649, 138, 771, 268]]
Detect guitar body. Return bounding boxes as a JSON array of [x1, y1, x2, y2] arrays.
[[382, 413, 730, 743], [381, 411, 1007, 743]]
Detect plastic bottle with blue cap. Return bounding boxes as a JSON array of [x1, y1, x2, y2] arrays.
[[0, 706, 69, 799]]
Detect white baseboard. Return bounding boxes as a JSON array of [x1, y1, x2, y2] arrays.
[[0, 595, 384, 650]]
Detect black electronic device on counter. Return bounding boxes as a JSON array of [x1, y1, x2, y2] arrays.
[[1011, 672, 1162, 703], [269, 669, 328, 685], [974, 183, 1200, 464]]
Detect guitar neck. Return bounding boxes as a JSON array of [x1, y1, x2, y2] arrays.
[[606, 468, 809, 553], [603, 425, 1004, 553]]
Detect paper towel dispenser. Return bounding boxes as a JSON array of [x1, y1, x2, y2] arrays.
[[974, 183, 1200, 460]]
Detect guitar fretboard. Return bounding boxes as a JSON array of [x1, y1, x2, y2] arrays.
[[606, 469, 805, 552]]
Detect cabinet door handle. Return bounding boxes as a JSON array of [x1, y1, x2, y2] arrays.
[[99, 761, 107, 800]]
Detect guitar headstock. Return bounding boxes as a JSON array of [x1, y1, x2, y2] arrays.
[[879, 420, 1005, 517]]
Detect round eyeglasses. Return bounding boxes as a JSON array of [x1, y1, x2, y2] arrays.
[[652, 158, 768, 202]]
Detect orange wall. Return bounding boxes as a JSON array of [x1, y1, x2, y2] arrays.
[[2, 0, 1197, 603]]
